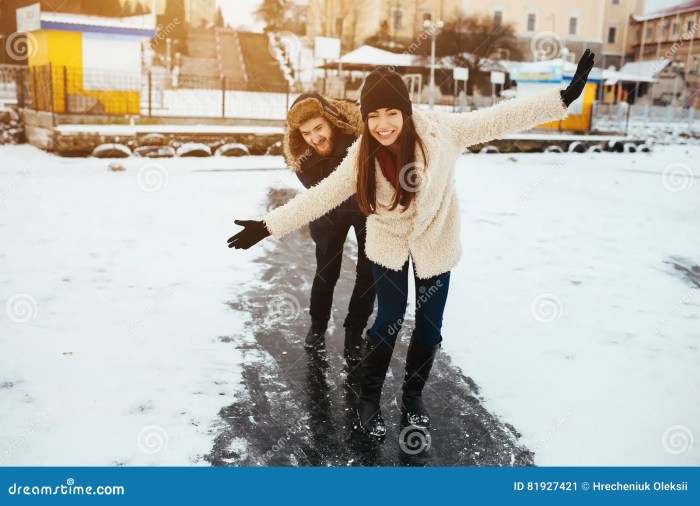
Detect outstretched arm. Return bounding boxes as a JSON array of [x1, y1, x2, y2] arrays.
[[434, 49, 595, 149], [228, 138, 360, 249]]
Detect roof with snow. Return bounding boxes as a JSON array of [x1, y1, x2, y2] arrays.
[[35, 11, 155, 37], [318, 45, 425, 70], [632, 0, 700, 21], [593, 60, 669, 85]]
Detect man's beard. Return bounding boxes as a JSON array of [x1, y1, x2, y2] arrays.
[[313, 130, 335, 156]]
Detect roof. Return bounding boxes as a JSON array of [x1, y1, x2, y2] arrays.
[[328, 45, 424, 68], [38, 11, 156, 37]]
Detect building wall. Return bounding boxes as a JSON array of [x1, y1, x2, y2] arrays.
[[457, 0, 608, 63], [306, 0, 464, 51], [27, 29, 140, 114], [630, 9, 700, 69], [601, 0, 645, 69]]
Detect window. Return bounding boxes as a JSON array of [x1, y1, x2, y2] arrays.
[[646, 26, 652, 40], [687, 21, 694, 33], [335, 17, 343, 37], [608, 26, 617, 43], [527, 13, 536, 32], [672, 22, 679, 35], [392, 6, 403, 30], [493, 10, 502, 28], [569, 17, 577, 35], [612, 0, 619, 4]]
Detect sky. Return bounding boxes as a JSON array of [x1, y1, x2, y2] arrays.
[[216, 0, 264, 31]]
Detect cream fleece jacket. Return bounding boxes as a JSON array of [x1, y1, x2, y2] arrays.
[[263, 88, 569, 279]]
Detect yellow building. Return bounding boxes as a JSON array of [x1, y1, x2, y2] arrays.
[[16, 3, 155, 115]]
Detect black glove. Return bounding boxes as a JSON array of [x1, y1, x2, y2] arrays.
[[560, 49, 595, 107], [227, 220, 270, 249]]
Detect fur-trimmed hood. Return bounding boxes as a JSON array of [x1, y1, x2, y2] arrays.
[[283, 93, 363, 172]]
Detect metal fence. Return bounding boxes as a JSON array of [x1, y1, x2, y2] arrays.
[[3, 64, 292, 120], [591, 102, 699, 136]]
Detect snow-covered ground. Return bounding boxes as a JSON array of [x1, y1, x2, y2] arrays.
[[0, 144, 698, 466]]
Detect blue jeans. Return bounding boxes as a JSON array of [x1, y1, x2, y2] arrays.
[[367, 258, 450, 346]]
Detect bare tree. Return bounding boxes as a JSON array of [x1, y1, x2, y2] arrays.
[[255, 0, 287, 32], [435, 12, 523, 95]]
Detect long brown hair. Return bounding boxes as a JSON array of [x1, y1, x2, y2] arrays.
[[356, 114, 428, 215]]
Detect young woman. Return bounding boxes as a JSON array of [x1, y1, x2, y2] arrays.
[[228, 51, 595, 438]]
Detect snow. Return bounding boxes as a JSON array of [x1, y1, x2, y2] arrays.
[[0, 143, 698, 466], [335, 45, 421, 68]]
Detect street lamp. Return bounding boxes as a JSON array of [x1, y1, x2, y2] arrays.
[[423, 18, 444, 109]]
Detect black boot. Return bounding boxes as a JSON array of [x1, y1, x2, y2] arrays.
[[304, 320, 327, 351], [357, 333, 395, 438], [343, 325, 364, 360], [400, 338, 440, 428]]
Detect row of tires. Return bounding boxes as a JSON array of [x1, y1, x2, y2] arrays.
[[476, 140, 652, 154], [92, 141, 253, 158]]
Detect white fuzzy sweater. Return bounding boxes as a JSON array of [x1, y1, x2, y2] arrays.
[[263, 88, 569, 279]]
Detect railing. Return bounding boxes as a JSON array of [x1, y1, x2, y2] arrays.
[[11, 64, 292, 119]]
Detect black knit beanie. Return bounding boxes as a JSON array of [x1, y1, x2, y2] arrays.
[[360, 67, 412, 120]]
